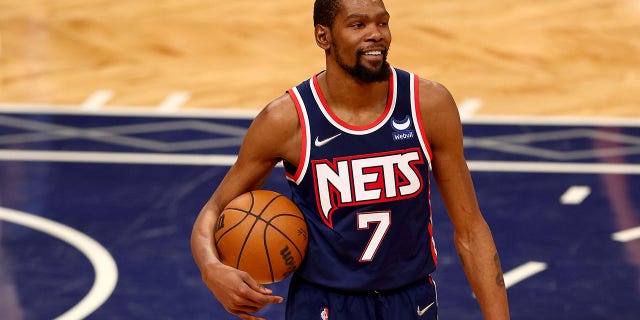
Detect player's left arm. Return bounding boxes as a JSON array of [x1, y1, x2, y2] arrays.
[[419, 79, 510, 319]]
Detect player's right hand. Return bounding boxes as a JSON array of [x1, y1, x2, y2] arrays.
[[202, 262, 284, 320]]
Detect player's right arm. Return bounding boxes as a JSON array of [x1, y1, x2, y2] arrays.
[[420, 79, 510, 319], [190, 94, 300, 320]]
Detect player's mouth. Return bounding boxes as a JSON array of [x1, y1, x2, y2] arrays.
[[360, 47, 387, 56], [363, 51, 383, 56], [359, 47, 387, 62]]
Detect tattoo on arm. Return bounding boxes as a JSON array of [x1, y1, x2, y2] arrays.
[[458, 251, 505, 287], [494, 252, 505, 287]]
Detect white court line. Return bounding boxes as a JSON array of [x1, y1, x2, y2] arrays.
[[157, 91, 191, 113], [612, 226, 640, 242], [1, 150, 640, 174], [459, 98, 484, 120], [1, 102, 640, 126], [81, 90, 114, 111], [0, 207, 118, 320], [469, 161, 640, 175], [560, 186, 591, 205], [0, 149, 238, 166], [0, 103, 259, 119], [466, 114, 640, 127], [504, 261, 548, 289]]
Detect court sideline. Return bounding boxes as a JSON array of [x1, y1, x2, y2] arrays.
[[1, 0, 639, 319]]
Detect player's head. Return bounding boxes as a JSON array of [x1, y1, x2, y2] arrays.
[[314, 0, 391, 83], [313, 0, 342, 28]]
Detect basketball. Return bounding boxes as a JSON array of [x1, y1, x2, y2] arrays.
[[214, 190, 308, 283]]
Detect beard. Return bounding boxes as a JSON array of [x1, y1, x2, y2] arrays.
[[333, 43, 391, 83]]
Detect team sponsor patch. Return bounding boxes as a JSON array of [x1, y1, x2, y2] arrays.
[[391, 115, 415, 141]]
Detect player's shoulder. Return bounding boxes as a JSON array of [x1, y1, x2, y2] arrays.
[[416, 77, 457, 113], [253, 93, 299, 128], [414, 77, 462, 145]]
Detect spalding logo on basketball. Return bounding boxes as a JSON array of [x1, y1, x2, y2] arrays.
[[214, 190, 308, 283]]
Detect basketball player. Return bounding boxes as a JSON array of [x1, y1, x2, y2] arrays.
[[191, 0, 510, 319]]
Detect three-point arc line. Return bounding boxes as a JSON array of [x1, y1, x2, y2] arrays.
[[0, 207, 118, 320]]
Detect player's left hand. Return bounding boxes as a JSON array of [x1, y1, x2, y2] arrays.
[[202, 262, 283, 320]]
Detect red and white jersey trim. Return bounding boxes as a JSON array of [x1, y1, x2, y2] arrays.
[[410, 73, 433, 169], [286, 87, 311, 184], [310, 68, 398, 135]]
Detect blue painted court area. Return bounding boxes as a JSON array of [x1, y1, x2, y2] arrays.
[[0, 111, 639, 319]]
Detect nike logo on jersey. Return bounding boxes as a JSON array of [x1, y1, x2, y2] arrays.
[[314, 133, 342, 147], [417, 302, 435, 316]]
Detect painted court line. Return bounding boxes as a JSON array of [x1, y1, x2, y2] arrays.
[[81, 90, 114, 111], [1, 102, 640, 126], [612, 226, 640, 242], [0, 207, 118, 320], [0, 149, 238, 166], [466, 114, 640, 127], [0, 103, 259, 119], [560, 186, 591, 205], [469, 161, 640, 175], [459, 98, 484, 120], [1, 150, 640, 175], [157, 91, 191, 113], [504, 261, 548, 289]]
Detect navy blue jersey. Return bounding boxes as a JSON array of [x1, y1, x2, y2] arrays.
[[284, 67, 437, 292]]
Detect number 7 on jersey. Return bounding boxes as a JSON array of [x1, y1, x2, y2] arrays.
[[357, 211, 391, 262]]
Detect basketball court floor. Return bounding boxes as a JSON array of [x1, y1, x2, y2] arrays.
[[1, 0, 640, 319], [0, 107, 639, 319]]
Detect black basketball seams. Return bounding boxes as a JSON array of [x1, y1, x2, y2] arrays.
[[236, 191, 284, 275], [213, 208, 251, 246], [263, 214, 306, 259], [261, 216, 305, 283], [255, 193, 287, 282], [216, 191, 306, 282], [235, 191, 258, 269]]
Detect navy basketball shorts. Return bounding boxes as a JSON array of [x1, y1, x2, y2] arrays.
[[285, 274, 438, 320]]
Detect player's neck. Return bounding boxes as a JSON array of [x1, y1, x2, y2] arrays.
[[318, 67, 389, 113]]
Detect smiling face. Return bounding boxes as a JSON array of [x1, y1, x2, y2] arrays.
[[318, 0, 392, 82]]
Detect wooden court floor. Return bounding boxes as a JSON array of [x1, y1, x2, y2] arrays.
[[0, 0, 639, 116]]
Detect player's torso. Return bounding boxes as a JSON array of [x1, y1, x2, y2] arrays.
[[285, 68, 437, 291]]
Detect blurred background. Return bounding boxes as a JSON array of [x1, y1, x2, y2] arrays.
[[1, 1, 640, 319], [1, 0, 638, 115]]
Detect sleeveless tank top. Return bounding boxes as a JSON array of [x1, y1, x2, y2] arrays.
[[284, 67, 437, 291]]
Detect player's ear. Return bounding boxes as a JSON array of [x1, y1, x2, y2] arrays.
[[315, 24, 331, 50]]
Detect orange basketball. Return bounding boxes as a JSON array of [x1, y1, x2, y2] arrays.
[[214, 190, 308, 283]]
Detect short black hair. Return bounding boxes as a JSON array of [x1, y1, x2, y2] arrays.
[[313, 0, 342, 27]]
